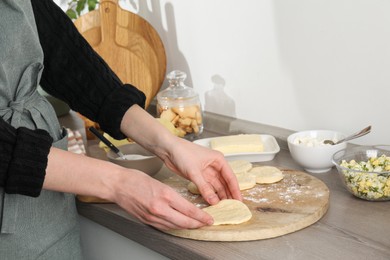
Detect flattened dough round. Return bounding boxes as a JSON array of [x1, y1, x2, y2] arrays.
[[187, 173, 256, 195], [249, 166, 284, 184], [202, 199, 252, 225], [228, 160, 253, 174], [236, 173, 256, 190]]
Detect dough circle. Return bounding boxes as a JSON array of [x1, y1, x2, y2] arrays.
[[202, 199, 252, 225], [228, 160, 253, 174], [249, 166, 284, 184], [236, 173, 256, 190], [187, 173, 256, 195]]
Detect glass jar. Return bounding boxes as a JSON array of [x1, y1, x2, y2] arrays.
[[156, 70, 203, 138]]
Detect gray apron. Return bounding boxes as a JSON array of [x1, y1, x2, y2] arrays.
[[0, 1, 82, 259]]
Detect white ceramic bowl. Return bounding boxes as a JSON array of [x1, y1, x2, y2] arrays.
[[287, 130, 347, 173], [107, 143, 163, 177]]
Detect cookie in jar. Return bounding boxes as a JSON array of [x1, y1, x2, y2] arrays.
[[157, 70, 203, 138]]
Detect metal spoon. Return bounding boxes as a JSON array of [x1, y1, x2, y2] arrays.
[[89, 127, 127, 160], [323, 125, 372, 145]]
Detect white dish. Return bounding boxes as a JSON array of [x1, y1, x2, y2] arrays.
[[193, 134, 280, 162], [287, 130, 347, 173]]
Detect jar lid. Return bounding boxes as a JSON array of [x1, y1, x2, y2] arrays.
[[157, 70, 198, 100]]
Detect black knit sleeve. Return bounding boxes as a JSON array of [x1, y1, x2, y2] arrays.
[[0, 117, 53, 197], [30, 0, 146, 139]]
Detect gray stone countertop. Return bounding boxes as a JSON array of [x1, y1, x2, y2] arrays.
[[59, 111, 390, 260]]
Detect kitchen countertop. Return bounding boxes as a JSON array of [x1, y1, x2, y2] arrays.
[[59, 111, 390, 260]]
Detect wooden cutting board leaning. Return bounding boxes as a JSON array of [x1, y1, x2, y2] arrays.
[[73, 0, 167, 139], [163, 169, 329, 241], [74, 0, 166, 106]]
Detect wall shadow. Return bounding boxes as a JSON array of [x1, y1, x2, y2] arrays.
[[123, 0, 193, 90], [204, 74, 236, 118]]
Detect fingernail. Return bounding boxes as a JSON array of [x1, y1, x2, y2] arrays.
[[208, 195, 219, 205]]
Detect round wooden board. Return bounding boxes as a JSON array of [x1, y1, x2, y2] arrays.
[[162, 169, 329, 241], [74, 0, 166, 108]]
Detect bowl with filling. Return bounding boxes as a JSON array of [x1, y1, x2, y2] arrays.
[[106, 142, 163, 177], [287, 130, 347, 173], [332, 145, 390, 201]]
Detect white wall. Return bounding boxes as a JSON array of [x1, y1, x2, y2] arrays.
[[56, 0, 390, 145]]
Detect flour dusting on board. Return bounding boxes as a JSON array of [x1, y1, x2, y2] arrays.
[[243, 172, 315, 204], [162, 170, 330, 242], [165, 170, 328, 208]]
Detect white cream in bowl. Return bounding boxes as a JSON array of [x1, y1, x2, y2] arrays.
[[293, 136, 338, 147], [288, 130, 347, 173]]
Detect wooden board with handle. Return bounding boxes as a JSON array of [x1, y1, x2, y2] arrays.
[[74, 0, 167, 108], [73, 0, 166, 138], [163, 169, 329, 241]]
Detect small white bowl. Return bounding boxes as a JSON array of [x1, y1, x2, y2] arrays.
[[287, 130, 347, 173], [107, 143, 163, 177]]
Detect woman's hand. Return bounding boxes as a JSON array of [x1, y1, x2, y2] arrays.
[[44, 148, 214, 231], [110, 169, 215, 230], [120, 105, 242, 206], [162, 137, 242, 205]]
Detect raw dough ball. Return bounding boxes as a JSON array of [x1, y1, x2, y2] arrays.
[[228, 160, 253, 174], [187, 182, 200, 194], [249, 166, 284, 184], [202, 199, 252, 225]]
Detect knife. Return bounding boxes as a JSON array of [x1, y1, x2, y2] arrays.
[[88, 126, 126, 160]]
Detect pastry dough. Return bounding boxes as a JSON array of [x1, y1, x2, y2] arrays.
[[187, 182, 200, 194], [187, 173, 256, 195], [228, 160, 253, 174], [249, 166, 284, 184], [236, 173, 256, 190], [202, 199, 252, 225]]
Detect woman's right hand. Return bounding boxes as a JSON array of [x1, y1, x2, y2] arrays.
[[109, 169, 214, 230], [44, 148, 212, 231]]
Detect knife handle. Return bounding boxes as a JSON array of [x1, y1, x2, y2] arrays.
[[88, 127, 120, 154]]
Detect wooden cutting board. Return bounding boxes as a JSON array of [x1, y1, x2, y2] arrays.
[[163, 169, 329, 241], [74, 0, 166, 108]]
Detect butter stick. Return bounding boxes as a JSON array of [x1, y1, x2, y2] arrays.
[[210, 134, 264, 154]]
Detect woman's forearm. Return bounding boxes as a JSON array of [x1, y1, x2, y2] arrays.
[[120, 105, 180, 161], [43, 145, 215, 230], [42, 104, 175, 200], [43, 147, 129, 201]]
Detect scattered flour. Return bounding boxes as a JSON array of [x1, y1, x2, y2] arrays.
[[165, 171, 326, 207]]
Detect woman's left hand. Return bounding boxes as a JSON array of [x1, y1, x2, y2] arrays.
[[119, 105, 242, 205], [162, 137, 242, 205]]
